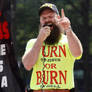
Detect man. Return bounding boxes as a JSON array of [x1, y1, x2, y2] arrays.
[[22, 3, 83, 92]]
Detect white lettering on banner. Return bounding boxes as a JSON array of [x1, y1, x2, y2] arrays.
[[1, 76, 8, 88], [0, 44, 6, 56], [0, 60, 3, 72], [0, 44, 8, 88]]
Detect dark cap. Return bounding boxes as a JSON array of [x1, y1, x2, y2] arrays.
[[39, 3, 59, 16]]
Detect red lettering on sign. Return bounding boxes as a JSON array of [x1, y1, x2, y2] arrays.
[[44, 64, 50, 69], [51, 63, 56, 69], [42, 46, 50, 57], [50, 46, 58, 57], [3, 21, 10, 39], [0, 23, 3, 39], [42, 45, 66, 57], [44, 63, 56, 69], [59, 45, 66, 57], [36, 71, 49, 85], [36, 70, 67, 85], [59, 70, 67, 84], [43, 71, 49, 84], [50, 71, 58, 84], [0, 21, 10, 39], [36, 71, 42, 85]]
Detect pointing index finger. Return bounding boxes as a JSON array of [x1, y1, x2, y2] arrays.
[[61, 8, 65, 18]]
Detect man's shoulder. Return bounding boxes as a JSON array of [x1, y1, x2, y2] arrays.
[[26, 38, 37, 49], [27, 38, 37, 44], [25, 38, 37, 52], [59, 34, 68, 43]]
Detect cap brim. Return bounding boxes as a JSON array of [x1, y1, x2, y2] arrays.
[[39, 7, 55, 16]]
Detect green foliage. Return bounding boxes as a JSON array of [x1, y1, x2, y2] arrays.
[[15, 0, 92, 59], [15, 0, 41, 58]]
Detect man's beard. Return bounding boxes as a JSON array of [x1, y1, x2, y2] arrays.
[[44, 23, 62, 45]]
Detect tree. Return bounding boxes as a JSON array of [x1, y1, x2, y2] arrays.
[[15, 0, 92, 91], [67, 0, 92, 92]]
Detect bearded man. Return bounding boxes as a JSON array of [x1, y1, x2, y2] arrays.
[[22, 3, 83, 92]]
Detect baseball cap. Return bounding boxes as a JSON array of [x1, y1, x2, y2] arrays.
[[39, 3, 59, 16]]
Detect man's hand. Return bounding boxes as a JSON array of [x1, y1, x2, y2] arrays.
[[54, 9, 71, 32], [38, 26, 51, 42]]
